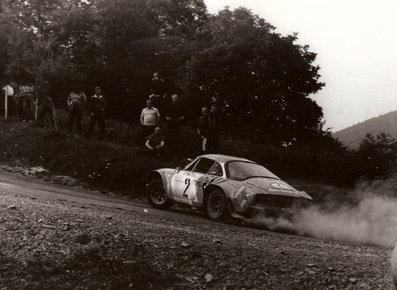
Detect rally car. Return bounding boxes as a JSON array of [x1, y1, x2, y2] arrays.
[[146, 154, 312, 221]]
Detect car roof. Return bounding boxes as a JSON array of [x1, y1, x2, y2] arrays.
[[199, 154, 254, 164]]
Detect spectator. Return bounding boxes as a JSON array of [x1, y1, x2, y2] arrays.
[[140, 98, 160, 144], [145, 126, 165, 157], [2, 82, 15, 117], [165, 94, 184, 154], [37, 96, 57, 130], [150, 72, 166, 112], [67, 89, 86, 135], [86, 86, 107, 141], [197, 106, 210, 153], [208, 104, 221, 153], [18, 84, 34, 121]]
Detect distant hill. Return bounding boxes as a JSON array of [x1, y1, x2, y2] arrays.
[[333, 111, 397, 149]]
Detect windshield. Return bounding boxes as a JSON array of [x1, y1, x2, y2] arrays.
[[226, 161, 279, 181]]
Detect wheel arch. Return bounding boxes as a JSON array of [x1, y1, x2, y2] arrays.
[[147, 171, 163, 185], [147, 170, 173, 196]]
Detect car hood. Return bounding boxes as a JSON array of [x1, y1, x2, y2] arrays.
[[242, 177, 312, 200]]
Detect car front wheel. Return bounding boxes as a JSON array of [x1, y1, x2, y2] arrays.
[[147, 179, 173, 209], [206, 188, 229, 221]]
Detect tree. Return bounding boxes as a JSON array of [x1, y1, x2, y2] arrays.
[[0, 1, 327, 142], [356, 133, 397, 179], [181, 7, 325, 144]]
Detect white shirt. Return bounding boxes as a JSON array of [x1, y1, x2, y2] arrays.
[[140, 107, 160, 126], [2, 85, 14, 97]]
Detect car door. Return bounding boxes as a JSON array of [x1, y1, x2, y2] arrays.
[[170, 159, 199, 201], [195, 161, 224, 203], [172, 158, 215, 204], [187, 158, 215, 202]]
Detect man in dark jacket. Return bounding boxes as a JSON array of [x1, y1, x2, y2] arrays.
[[165, 94, 184, 154], [208, 104, 221, 153], [37, 95, 57, 130], [197, 106, 209, 153], [67, 89, 86, 135], [86, 86, 106, 141]]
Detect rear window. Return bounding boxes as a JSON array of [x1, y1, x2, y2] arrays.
[[226, 161, 279, 181]]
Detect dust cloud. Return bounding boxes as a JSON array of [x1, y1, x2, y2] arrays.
[[248, 177, 397, 248]]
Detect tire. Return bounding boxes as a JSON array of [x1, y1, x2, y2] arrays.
[[147, 179, 173, 209], [206, 188, 229, 221]]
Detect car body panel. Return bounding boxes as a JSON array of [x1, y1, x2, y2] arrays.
[[148, 154, 312, 217]]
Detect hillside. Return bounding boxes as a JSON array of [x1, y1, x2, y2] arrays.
[[333, 110, 397, 149]]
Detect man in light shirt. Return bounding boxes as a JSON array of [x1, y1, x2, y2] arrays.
[[2, 82, 14, 118], [140, 98, 160, 145]]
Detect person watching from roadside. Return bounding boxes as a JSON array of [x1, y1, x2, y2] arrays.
[[145, 126, 165, 157], [208, 104, 221, 153], [140, 98, 160, 145], [86, 86, 107, 141], [2, 81, 15, 117], [197, 106, 210, 153], [165, 94, 185, 154], [67, 89, 86, 135], [37, 95, 58, 130]]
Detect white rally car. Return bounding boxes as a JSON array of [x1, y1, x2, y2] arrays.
[[146, 154, 312, 221]]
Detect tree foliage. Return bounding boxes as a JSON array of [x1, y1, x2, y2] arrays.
[[181, 8, 324, 143], [355, 133, 397, 180], [0, 0, 325, 143]]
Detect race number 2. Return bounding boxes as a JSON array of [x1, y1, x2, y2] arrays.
[[184, 178, 191, 194]]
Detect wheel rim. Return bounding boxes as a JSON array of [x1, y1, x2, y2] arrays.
[[209, 194, 223, 217], [151, 185, 167, 205]]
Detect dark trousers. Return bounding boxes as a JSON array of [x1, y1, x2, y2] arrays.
[[68, 107, 83, 134], [167, 122, 180, 153], [5, 97, 15, 117], [38, 106, 55, 128], [18, 98, 32, 121], [207, 132, 220, 153], [87, 113, 105, 140]]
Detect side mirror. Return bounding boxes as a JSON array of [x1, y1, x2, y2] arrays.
[[175, 167, 181, 173]]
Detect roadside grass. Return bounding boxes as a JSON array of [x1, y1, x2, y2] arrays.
[[0, 111, 350, 202], [0, 115, 175, 196]]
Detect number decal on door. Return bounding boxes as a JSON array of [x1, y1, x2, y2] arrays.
[[184, 178, 191, 194]]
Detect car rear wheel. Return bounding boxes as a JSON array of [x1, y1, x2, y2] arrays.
[[147, 179, 173, 209], [206, 188, 229, 221]]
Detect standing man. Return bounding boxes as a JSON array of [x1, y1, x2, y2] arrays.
[[87, 86, 106, 141], [150, 72, 166, 113], [37, 95, 57, 130], [2, 82, 14, 119], [208, 104, 221, 153], [67, 89, 86, 135], [197, 106, 210, 153], [140, 98, 160, 144], [36, 82, 57, 130], [165, 94, 184, 154]]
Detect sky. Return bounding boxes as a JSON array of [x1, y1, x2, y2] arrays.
[[204, 0, 397, 131]]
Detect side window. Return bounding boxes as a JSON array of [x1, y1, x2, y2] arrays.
[[192, 158, 215, 174], [208, 162, 223, 176], [185, 159, 199, 171]]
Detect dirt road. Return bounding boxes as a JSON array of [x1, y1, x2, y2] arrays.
[[0, 171, 393, 289]]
